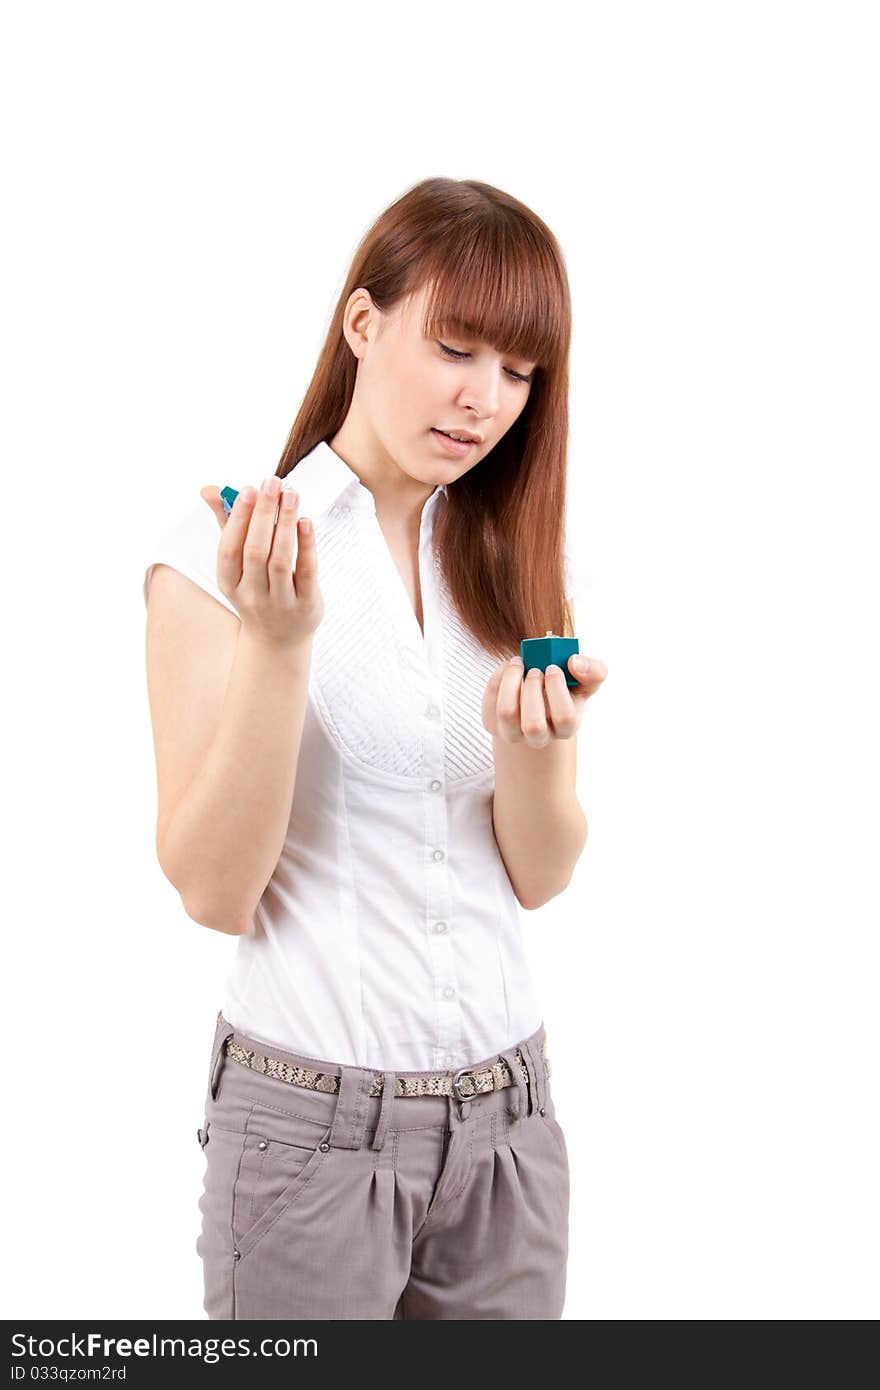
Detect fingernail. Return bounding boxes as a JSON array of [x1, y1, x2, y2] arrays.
[[573, 656, 589, 674], [509, 656, 524, 666]]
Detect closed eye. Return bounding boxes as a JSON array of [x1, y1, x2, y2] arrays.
[[438, 342, 533, 384]]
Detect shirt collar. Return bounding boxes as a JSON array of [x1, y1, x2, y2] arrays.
[[284, 439, 448, 521]]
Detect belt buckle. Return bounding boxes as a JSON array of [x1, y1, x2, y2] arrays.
[[452, 1065, 479, 1101]]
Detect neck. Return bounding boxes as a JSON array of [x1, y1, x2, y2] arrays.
[[328, 424, 440, 529]]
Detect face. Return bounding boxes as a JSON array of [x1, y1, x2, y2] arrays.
[[340, 282, 536, 490]]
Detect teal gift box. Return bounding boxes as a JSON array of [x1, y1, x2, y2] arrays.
[[521, 631, 580, 688]]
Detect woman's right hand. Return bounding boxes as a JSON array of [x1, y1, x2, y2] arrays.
[[199, 476, 324, 648]]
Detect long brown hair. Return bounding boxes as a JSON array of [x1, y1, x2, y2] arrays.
[[276, 176, 574, 659]]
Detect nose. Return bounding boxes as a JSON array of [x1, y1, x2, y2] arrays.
[[458, 363, 502, 420]]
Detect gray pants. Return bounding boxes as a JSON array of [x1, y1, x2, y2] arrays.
[[196, 1012, 570, 1319]]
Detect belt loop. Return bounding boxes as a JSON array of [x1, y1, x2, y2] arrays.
[[521, 1037, 548, 1114], [329, 1063, 373, 1151], [446, 1090, 458, 1130], [207, 1012, 235, 1104], [371, 1071, 398, 1151], [498, 1046, 529, 1119]]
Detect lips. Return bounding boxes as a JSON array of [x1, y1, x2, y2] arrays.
[[435, 428, 481, 443], [431, 428, 478, 455]]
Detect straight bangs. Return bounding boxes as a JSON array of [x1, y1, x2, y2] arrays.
[[413, 235, 568, 373]]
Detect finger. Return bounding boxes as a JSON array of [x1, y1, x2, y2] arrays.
[[519, 666, 550, 746], [266, 487, 299, 598], [292, 509, 317, 593], [566, 654, 608, 693], [216, 484, 257, 590], [200, 486, 227, 529], [241, 478, 284, 591], [496, 660, 528, 741], [485, 659, 512, 701], [543, 665, 578, 737]]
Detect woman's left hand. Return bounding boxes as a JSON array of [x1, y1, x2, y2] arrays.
[[481, 654, 608, 746]]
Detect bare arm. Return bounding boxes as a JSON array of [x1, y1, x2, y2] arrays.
[[489, 601, 593, 910], [157, 625, 313, 934], [492, 732, 587, 910], [146, 476, 321, 935]]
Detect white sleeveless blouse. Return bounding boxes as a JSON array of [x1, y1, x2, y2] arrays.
[[143, 440, 588, 1070]]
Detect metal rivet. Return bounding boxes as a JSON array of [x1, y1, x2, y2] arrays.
[[258, 1139, 268, 1151], [233, 1248, 241, 1260], [539, 1106, 546, 1116], [319, 1141, 331, 1152], [460, 1101, 471, 1118]]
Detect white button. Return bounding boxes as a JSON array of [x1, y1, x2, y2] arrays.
[[443, 1053, 456, 1067], [442, 986, 456, 1000], [430, 779, 442, 792], [431, 921, 448, 934], [432, 849, 445, 862]]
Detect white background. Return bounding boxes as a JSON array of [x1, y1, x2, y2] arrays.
[[3, 0, 877, 1321]]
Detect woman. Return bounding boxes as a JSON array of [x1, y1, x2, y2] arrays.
[[143, 176, 606, 1320]]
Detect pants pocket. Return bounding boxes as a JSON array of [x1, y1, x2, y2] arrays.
[[537, 1093, 568, 1164], [235, 1107, 332, 1244], [201, 1100, 335, 1266]]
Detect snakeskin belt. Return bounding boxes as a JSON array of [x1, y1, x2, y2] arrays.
[[224, 1035, 550, 1102]]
